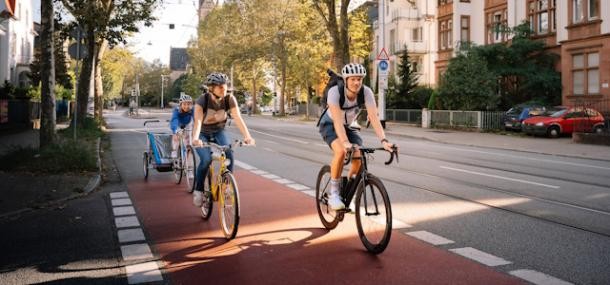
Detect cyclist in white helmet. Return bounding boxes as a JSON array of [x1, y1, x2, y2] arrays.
[[169, 93, 194, 158], [318, 63, 397, 210]]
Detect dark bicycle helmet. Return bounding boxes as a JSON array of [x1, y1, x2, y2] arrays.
[[204, 72, 229, 86]]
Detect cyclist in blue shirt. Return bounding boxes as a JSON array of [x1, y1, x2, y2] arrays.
[[170, 93, 194, 158]]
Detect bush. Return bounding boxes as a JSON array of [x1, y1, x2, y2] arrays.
[[58, 117, 104, 140], [0, 142, 96, 173]]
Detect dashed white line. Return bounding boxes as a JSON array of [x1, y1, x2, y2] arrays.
[[302, 190, 316, 197], [115, 216, 141, 228], [262, 174, 281, 180], [125, 262, 164, 284], [110, 191, 129, 198], [251, 170, 268, 175], [440, 166, 560, 189], [406, 231, 454, 245], [118, 228, 146, 243], [509, 269, 573, 285], [264, 147, 277, 153], [234, 160, 255, 170], [121, 243, 154, 261], [274, 178, 294, 184], [113, 206, 136, 216], [449, 247, 512, 266], [286, 183, 309, 191], [111, 198, 133, 206]]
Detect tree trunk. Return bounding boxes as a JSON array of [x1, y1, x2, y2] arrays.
[[251, 65, 257, 114], [94, 40, 108, 119], [40, 0, 55, 148], [313, 0, 350, 71], [76, 26, 96, 124]]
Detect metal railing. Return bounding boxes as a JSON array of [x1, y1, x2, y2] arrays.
[[386, 109, 505, 130], [386, 109, 421, 124]]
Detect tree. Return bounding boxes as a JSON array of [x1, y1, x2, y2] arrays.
[[40, 0, 56, 148], [312, 0, 351, 70], [101, 47, 136, 102], [61, 0, 156, 122], [438, 52, 498, 110], [29, 19, 73, 90], [393, 46, 419, 108]]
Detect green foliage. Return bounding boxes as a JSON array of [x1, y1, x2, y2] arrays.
[[59, 117, 104, 140], [392, 46, 420, 108], [438, 53, 498, 110], [427, 90, 438, 109]]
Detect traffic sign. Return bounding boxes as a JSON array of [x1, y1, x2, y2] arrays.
[[68, 43, 88, 60], [376, 48, 390, 60], [378, 59, 389, 76]]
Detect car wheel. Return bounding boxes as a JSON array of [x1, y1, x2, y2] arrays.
[[593, 125, 604, 134], [547, 126, 560, 138]]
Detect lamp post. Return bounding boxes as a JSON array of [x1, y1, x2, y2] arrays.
[[161, 74, 168, 109]]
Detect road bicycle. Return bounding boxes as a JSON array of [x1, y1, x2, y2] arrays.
[[172, 125, 197, 192], [315, 145, 398, 254], [194, 140, 250, 240]]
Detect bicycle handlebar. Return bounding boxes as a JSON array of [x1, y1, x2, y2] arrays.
[[143, 120, 160, 126], [191, 140, 254, 152], [344, 145, 399, 166]]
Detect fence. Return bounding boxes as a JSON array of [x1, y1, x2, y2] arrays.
[[385, 109, 505, 130], [385, 109, 422, 124]]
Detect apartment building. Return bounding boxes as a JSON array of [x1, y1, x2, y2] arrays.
[[373, 0, 610, 105], [0, 0, 35, 87]]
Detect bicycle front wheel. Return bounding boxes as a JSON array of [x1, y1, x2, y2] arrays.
[[185, 146, 197, 193], [143, 152, 149, 180], [315, 165, 341, 230], [218, 171, 240, 240], [173, 145, 183, 184], [355, 174, 392, 254]]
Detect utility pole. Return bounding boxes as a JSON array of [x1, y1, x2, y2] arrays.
[[379, 0, 387, 128], [160, 75, 168, 109]]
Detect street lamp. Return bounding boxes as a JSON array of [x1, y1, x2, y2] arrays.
[[161, 74, 168, 109]]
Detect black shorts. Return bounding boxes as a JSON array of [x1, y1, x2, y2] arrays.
[[319, 122, 363, 148]]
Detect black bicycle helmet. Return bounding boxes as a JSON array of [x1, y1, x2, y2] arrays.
[[205, 72, 229, 86]]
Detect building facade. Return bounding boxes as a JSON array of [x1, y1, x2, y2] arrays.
[[373, 0, 610, 106], [0, 0, 35, 87]]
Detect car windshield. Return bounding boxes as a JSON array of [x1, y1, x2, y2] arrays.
[[506, 106, 523, 115], [550, 109, 568, 118]]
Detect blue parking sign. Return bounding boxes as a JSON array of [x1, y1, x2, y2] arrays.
[[379, 60, 389, 71]]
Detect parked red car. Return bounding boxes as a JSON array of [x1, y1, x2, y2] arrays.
[[522, 107, 606, 138]]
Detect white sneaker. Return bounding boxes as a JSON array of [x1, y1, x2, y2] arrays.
[[327, 191, 345, 210], [171, 151, 177, 158], [193, 191, 204, 207]]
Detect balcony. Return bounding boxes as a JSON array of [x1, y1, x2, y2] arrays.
[[391, 9, 420, 22], [393, 41, 428, 55]]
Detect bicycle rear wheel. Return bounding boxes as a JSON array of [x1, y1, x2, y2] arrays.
[[355, 175, 392, 254], [173, 145, 183, 184], [219, 171, 240, 240], [315, 165, 341, 229], [200, 171, 213, 220], [185, 146, 197, 193]]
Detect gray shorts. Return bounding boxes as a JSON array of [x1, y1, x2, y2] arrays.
[[319, 122, 363, 148]]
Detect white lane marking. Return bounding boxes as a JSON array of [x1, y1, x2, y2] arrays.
[[111, 198, 133, 206], [509, 269, 573, 285], [286, 183, 309, 191], [115, 216, 140, 228], [264, 147, 277, 153], [251, 129, 309, 144], [113, 206, 136, 216], [315, 143, 328, 147], [449, 247, 512, 266], [118, 228, 146, 243], [274, 178, 294, 184], [234, 160, 255, 170], [393, 219, 413, 229], [264, 139, 279, 145], [437, 145, 610, 171], [406, 231, 454, 245], [125, 262, 164, 284], [251, 170, 268, 175], [110, 192, 129, 198], [441, 166, 560, 189], [121, 243, 153, 261], [262, 174, 281, 180], [302, 190, 316, 197]]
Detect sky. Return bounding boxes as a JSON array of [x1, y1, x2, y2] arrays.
[[30, 0, 199, 66]]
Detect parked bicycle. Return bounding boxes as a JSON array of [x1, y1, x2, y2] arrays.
[[315, 145, 398, 254], [193, 140, 251, 240], [172, 125, 197, 192]]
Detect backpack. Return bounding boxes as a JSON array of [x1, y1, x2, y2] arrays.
[[201, 92, 232, 125], [317, 69, 365, 126]]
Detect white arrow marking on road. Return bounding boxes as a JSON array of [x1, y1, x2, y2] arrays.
[[441, 166, 560, 189]]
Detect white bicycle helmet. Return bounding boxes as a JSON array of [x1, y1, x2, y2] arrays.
[[179, 93, 192, 103], [341, 63, 367, 78]]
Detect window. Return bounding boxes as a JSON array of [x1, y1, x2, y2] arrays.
[[528, 0, 556, 35], [389, 29, 396, 54], [486, 8, 507, 44], [572, 52, 599, 95], [572, 0, 599, 24], [412, 27, 422, 42], [438, 18, 452, 50], [460, 16, 470, 42]]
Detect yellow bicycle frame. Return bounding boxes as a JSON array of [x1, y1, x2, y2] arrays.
[[207, 150, 228, 202]]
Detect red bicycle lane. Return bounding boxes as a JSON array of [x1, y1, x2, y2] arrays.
[[127, 169, 524, 285]]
